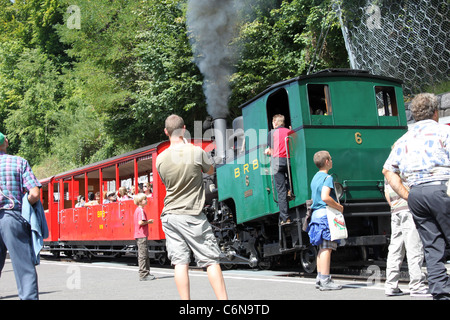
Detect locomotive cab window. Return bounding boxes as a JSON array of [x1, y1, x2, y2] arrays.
[[266, 88, 291, 129], [375, 86, 398, 116], [308, 84, 332, 115]]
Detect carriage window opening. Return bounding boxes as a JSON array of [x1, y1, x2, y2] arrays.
[[102, 165, 117, 194], [86, 170, 100, 204], [55, 180, 72, 209], [74, 173, 84, 205], [41, 184, 49, 211], [136, 155, 153, 195], [118, 160, 135, 193], [53, 182, 59, 203], [308, 84, 331, 115], [375, 86, 398, 116]]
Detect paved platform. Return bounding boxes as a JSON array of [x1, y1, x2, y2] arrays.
[[0, 256, 434, 302]]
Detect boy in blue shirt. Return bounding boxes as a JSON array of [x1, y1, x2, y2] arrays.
[[308, 150, 343, 290]]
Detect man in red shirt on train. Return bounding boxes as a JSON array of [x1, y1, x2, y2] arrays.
[[265, 114, 294, 225]]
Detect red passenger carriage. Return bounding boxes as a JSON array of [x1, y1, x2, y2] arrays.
[[40, 139, 214, 261]]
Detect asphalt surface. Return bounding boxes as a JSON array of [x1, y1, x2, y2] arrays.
[[0, 254, 434, 301]]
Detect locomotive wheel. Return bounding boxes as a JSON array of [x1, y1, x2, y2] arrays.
[[51, 250, 61, 258], [221, 263, 235, 270], [156, 253, 168, 265], [258, 258, 273, 270], [73, 252, 83, 261], [300, 246, 317, 273], [63, 250, 73, 258]]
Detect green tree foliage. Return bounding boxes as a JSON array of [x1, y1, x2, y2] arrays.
[[0, 0, 67, 159], [0, 0, 348, 178], [133, 0, 207, 141], [230, 0, 347, 115], [4, 48, 62, 162], [55, 0, 144, 148]]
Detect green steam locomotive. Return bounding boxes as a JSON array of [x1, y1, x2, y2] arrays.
[[207, 69, 407, 271]]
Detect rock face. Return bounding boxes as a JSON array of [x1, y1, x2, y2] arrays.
[[405, 92, 450, 124]]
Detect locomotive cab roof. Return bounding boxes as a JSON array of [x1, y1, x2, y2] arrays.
[[238, 68, 403, 110]]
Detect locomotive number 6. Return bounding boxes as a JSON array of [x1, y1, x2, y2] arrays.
[[355, 132, 362, 144]]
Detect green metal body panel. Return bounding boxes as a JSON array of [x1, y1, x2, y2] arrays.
[[217, 71, 407, 224]]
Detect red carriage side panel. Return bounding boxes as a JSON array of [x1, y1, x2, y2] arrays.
[[43, 139, 214, 250]]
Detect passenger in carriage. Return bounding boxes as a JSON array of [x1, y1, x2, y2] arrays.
[[143, 182, 152, 197], [103, 191, 116, 204], [130, 184, 144, 197], [75, 195, 85, 207], [117, 186, 130, 201], [84, 192, 99, 206]]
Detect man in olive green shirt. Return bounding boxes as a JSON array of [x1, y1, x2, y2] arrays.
[[156, 114, 228, 300]]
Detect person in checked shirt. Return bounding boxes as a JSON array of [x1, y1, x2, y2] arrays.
[[383, 93, 450, 300], [0, 132, 41, 300]]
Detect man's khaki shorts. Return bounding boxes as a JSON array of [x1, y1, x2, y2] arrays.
[[161, 213, 221, 267]]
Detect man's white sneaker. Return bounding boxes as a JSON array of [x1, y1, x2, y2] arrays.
[[410, 289, 432, 298], [385, 288, 405, 296]]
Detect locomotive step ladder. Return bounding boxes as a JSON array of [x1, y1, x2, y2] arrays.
[[278, 134, 299, 253], [279, 207, 303, 253]]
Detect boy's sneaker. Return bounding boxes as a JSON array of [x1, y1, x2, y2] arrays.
[[385, 288, 404, 296], [319, 277, 342, 291]]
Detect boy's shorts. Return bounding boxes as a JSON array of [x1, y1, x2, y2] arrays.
[[319, 239, 338, 251], [161, 213, 221, 268]]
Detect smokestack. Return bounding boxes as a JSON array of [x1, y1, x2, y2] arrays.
[[213, 118, 227, 163]]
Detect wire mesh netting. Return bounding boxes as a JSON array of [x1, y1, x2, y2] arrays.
[[334, 0, 449, 96]]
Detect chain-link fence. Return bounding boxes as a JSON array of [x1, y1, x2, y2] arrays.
[[334, 0, 449, 96]]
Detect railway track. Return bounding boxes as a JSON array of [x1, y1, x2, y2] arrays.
[[40, 251, 419, 284]]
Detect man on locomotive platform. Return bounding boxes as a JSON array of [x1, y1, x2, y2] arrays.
[[382, 93, 450, 300], [156, 114, 228, 300], [265, 114, 294, 225], [0, 132, 41, 300]]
